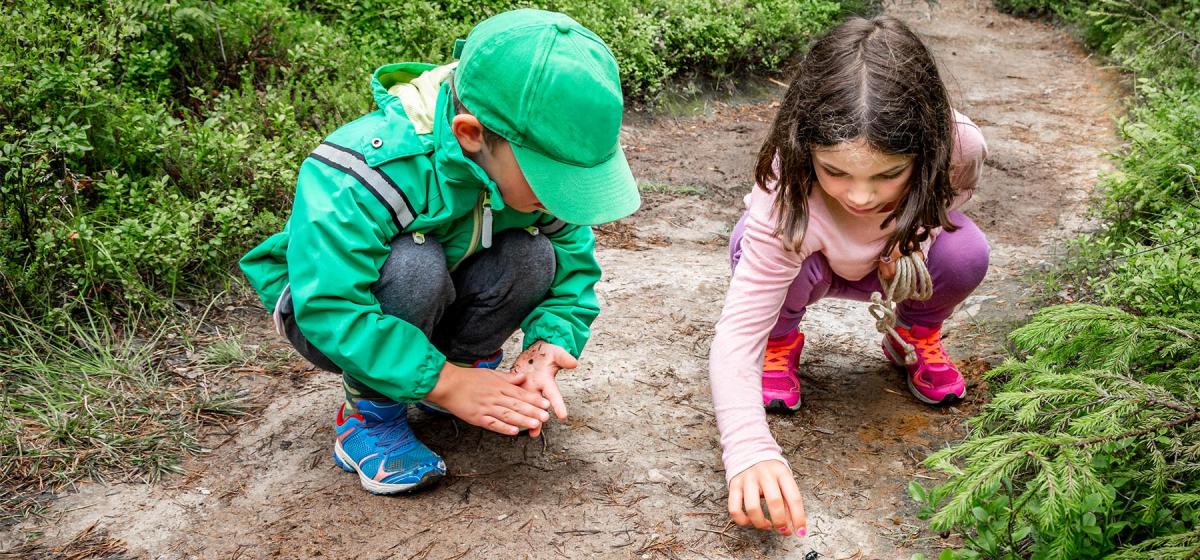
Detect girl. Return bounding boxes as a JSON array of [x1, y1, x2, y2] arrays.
[[709, 16, 989, 535]]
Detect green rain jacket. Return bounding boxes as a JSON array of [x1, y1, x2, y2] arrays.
[[239, 62, 601, 402]]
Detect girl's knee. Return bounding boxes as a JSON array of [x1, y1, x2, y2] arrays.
[[929, 219, 990, 295]]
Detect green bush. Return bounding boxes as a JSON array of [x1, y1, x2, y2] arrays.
[[0, 0, 858, 323], [913, 306, 1200, 559], [916, 1, 1200, 558]]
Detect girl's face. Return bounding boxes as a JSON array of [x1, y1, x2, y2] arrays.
[[812, 138, 914, 216]]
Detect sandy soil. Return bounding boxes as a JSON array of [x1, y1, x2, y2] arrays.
[[5, 1, 1124, 558]]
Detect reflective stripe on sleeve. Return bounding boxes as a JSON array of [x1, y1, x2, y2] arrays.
[[309, 142, 416, 231]]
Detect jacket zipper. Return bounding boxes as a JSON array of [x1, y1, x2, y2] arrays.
[[450, 191, 491, 270]]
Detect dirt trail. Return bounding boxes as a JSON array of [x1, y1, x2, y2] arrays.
[[10, 2, 1123, 558]]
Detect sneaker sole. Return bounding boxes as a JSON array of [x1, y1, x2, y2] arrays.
[[333, 441, 444, 495], [765, 397, 802, 414], [905, 374, 965, 406]]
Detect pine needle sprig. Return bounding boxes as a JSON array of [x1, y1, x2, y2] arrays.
[[921, 304, 1200, 557]]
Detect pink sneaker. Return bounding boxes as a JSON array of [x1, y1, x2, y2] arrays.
[[762, 330, 805, 413], [883, 324, 966, 405]]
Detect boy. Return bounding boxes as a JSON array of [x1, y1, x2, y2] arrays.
[[239, 9, 640, 495]]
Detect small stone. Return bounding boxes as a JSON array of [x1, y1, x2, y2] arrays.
[[497, 514, 508, 521], [647, 469, 668, 483]]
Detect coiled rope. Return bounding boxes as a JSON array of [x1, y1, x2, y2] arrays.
[[868, 252, 933, 365]]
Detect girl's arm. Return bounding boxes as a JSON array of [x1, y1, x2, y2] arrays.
[[709, 185, 808, 482]]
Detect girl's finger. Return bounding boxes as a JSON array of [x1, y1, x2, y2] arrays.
[[780, 475, 808, 536], [743, 479, 771, 530], [761, 479, 790, 532], [728, 484, 750, 526]]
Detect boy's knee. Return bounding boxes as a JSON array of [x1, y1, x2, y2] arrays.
[[493, 229, 556, 289], [373, 234, 455, 321]]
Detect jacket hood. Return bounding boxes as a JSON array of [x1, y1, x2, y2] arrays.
[[369, 62, 506, 211]]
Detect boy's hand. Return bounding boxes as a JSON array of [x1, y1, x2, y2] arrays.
[[425, 362, 550, 436], [728, 460, 808, 537], [510, 341, 577, 437]]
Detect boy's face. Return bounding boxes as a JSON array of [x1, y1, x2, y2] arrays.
[[452, 114, 545, 214]]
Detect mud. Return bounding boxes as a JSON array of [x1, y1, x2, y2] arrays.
[[6, 1, 1123, 558]]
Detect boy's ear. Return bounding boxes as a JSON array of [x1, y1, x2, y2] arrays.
[[451, 114, 486, 154]]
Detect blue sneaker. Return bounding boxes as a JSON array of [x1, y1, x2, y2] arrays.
[[332, 400, 446, 494], [417, 350, 504, 416]]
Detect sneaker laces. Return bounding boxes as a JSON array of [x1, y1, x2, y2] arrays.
[[364, 414, 417, 455], [898, 326, 951, 365], [763, 336, 799, 371]]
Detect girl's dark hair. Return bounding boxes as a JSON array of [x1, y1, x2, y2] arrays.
[[755, 16, 958, 255]]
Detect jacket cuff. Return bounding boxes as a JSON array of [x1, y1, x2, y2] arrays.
[[409, 345, 448, 401], [523, 318, 581, 357]]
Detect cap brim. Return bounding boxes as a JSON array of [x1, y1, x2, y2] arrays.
[[510, 143, 640, 226]]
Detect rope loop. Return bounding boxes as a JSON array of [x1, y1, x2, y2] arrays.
[[868, 251, 934, 365]]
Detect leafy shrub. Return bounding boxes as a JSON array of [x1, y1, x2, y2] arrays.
[[916, 1, 1200, 557], [0, 0, 860, 323]]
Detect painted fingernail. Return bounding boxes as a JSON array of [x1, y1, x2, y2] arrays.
[[777, 528, 790, 535], [797, 527, 807, 538]]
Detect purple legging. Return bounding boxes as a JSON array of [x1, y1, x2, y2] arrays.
[[729, 211, 990, 338]]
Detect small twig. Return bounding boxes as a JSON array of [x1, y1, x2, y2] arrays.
[[696, 527, 746, 544], [207, 1, 228, 67]]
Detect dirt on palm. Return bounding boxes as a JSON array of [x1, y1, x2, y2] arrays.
[[7, 1, 1123, 558]]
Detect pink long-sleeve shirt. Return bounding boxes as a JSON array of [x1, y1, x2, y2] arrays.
[[709, 112, 988, 482]]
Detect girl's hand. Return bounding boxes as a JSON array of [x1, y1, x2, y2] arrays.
[[510, 341, 577, 437], [425, 362, 551, 436], [878, 246, 925, 283], [728, 459, 808, 537]]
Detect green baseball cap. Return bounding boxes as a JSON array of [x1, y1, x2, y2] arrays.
[[454, 9, 640, 226]]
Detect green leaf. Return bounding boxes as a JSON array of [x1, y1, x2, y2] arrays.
[[909, 481, 928, 504]]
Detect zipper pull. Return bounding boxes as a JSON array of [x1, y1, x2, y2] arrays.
[[481, 195, 493, 249]]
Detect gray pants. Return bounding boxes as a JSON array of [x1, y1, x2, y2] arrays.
[[278, 229, 556, 401]]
